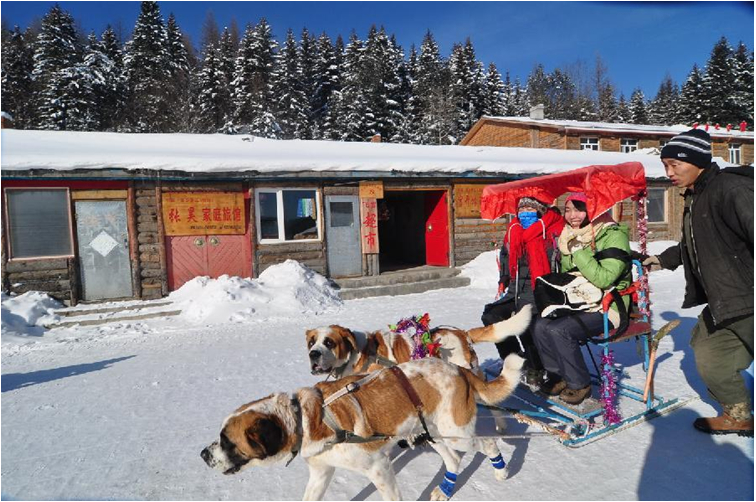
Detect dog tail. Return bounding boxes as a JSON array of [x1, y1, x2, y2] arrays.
[[461, 354, 524, 405], [466, 304, 532, 344]]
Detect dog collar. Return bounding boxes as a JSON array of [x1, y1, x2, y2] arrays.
[[285, 395, 303, 467]]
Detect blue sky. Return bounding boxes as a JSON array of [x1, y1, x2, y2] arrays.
[[1, 1, 753, 98]]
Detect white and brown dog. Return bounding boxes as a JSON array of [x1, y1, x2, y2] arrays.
[[201, 355, 524, 500], [305, 304, 532, 378]]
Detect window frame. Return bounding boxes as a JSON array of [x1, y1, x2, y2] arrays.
[[580, 137, 600, 151], [3, 187, 75, 261], [254, 187, 322, 244], [646, 187, 668, 224], [620, 138, 638, 153], [729, 143, 742, 164]]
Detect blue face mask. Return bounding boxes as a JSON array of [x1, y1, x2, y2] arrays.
[[518, 211, 539, 229]]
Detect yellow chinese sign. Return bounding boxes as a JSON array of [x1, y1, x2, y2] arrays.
[[454, 184, 486, 218], [162, 192, 246, 236], [359, 181, 384, 199], [360, 198, 379, 254]]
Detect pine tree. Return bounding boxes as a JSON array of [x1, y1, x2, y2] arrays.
[[394, 44, 419, 143], [165, 13, 192, 131], [78, 31, 122, 130], [196, 44, 229, 132], [617, 93, 631, 123], [362, 26, 404, 142], [501, 71, 515, 115], [648, 75, 680, 125], [732, 41, 754, 127], [311, 32, 340, 140], [231, 19, 280, 137], [700, 37, 739, 126], [1, 26, 36, 127], [628, 88, 648, 124], [546, 68, 578, 120], [679, 64, 704, 125], [297, 28, 318, 139], [597, 82, 618, 123], [199, 11, 220, 56], [526, 63, 549, 113], [335, 32, 369, 141], [511, 77, 528, 116], [32, 4, 88, 130], [415, 30, 454, 144], [272, 29, 308, 139], [123, 1, 172, 132], [482, 62, 506, 116], [449, 39, 486, 141]]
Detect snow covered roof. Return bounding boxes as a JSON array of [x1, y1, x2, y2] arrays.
[[477, 116, 755, 139], [0, 129, 729, 180]]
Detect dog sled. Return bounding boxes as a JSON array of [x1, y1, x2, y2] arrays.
[[479, 162, 694, 447]]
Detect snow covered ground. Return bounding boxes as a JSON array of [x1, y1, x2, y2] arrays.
[[2, 244, 753, 501]]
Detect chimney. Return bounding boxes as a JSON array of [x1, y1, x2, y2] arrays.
[[1, 111, 13, 129], [370, 134, 381, 143], [529, 104, 545, 120]]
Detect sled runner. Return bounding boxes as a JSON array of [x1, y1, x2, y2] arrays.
[[479, 162, 694, 447]]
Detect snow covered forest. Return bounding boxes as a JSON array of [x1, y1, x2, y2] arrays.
[[1, 1, 754, 143]]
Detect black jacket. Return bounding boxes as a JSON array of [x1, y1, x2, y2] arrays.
[[658, 164, 754, 325]]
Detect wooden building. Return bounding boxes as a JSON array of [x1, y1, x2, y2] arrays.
[[461, 112, 754, 165], [1, 129, 681, 305]]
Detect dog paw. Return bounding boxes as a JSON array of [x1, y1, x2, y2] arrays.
[[494, 467, 508, 481], [430, 487, 449, 501]]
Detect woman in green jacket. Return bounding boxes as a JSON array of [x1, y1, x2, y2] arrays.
[[532, 192, 632, 405]]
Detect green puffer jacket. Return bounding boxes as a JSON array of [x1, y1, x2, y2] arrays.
[[560, 224, 633, 315]]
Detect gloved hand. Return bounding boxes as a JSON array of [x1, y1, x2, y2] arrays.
[[566, 237, 583, 254], [642, 255, 662, 271]]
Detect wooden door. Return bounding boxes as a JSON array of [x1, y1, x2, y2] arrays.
[[166, 236, 208, 291], [207, 234, 250, 279], [424, 191, 450, 267]]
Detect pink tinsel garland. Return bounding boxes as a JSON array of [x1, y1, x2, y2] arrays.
[[600, 350, 622, 425]]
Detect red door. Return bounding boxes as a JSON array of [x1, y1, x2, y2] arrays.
[[424, 191, 450, 266], [166, 234, 252, 291]]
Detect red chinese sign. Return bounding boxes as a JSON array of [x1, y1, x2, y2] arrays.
[[162, 192, 246, 236], [360, 198, 379, 254], [454, 184, 486, 218]]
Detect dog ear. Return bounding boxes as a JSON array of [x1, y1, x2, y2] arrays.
[[246, 417, 284, 458], [339, 327, 357, 354]]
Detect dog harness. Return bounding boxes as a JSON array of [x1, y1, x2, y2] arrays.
[[321, 366, 434, 446], [328, 335, 396, 381]]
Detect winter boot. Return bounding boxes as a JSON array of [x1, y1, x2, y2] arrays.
[[693, 402, 754, 437], [525, 368, 546, 387], [540, 373, 567, 396], [560, 385, 592, 405]]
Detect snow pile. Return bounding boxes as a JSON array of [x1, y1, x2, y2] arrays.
[[168, 260, 342, 323], [1, 291, 61, 339], [460, 249, 499, 291]]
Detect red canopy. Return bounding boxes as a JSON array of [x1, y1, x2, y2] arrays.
[[480, 162, 647, 221]]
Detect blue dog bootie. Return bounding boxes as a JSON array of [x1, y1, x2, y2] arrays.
[[438, 471, 457, 498]]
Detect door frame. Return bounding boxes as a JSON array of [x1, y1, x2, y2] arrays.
[[324, 194, 362, 278], [382, 185, 454, 268]]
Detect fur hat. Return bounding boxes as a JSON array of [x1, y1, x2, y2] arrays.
[[517, 196, 547, 215], [660, 128, 712, 169]]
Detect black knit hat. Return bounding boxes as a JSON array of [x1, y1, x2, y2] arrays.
[[660, 128, 712, 169]]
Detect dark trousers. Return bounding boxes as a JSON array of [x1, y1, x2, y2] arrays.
[[691, 310, 754, 406], [481, 299, 544, 371], [531, 312, 605, 389]]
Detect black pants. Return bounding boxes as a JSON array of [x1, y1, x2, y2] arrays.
[[531, 312, 604, 389], [481, 298, 544, 371]]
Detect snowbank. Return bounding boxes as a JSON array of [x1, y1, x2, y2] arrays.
[[460, 249, 499, 291], [168, 260, 342, 324], [1, 291, 61, 340]]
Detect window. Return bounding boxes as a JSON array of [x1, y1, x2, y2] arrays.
[[646, 188, 667, 223], [580, 137, 599, 151], [255, 188, 320, 242], [620, 138, 638, 153], [5, 188, 73, 259], [729, 144, 742, 164]]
